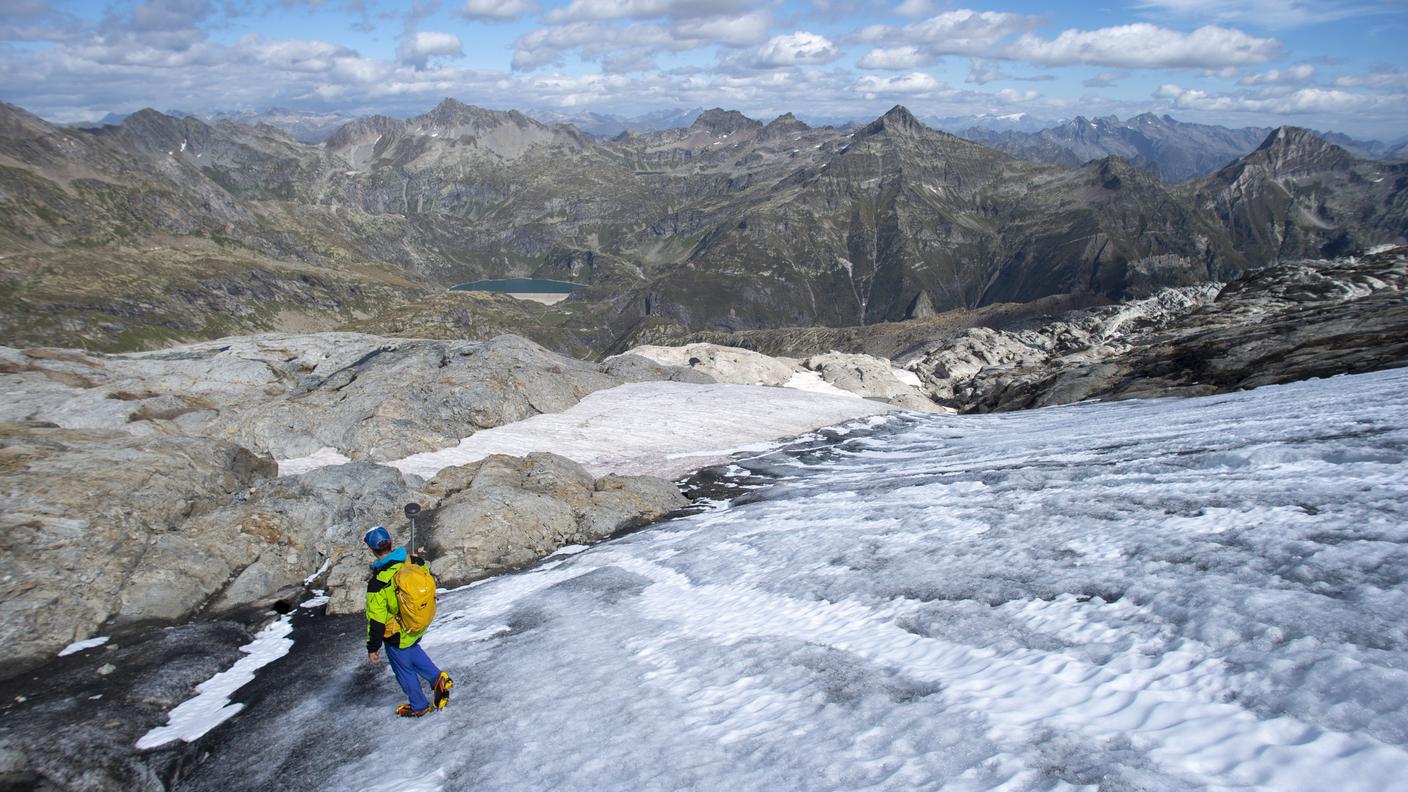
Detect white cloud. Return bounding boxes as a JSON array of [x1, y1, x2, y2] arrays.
[[852, 71, 943, 97], [1335, 67, 1408, 91], [751, 31, 840, 68], [859, 9, 1041, 56], [966, 58, 1002, 84], [673, 10, 772, 46], [1007, 24, 1280, 68], [512, 21, 683, 70], [995, 87, 1038, 102], [1156, 82, 1400, 114], [1238, 64, 1315, 86], [856, 46, 933, 70], [459, 0, 540, 21], [397, 31, 464, 70]]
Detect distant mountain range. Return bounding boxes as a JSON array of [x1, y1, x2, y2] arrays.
[[959, 113, 1404, 182], [5, 98, 1404, 354]]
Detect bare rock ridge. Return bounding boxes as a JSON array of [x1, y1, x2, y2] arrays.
[[2, 98, 1403, 353], [907, 246, 1408, 411]]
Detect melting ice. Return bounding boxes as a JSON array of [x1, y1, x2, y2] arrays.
[[211, 369, 1408, 791]]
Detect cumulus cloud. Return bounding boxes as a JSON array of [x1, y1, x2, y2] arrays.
[[459, 0, 540, 20], [1155, 82, 1400, 114], [673, 10, 771, 46], [856, 46, 933, 70], [995, 87, 1038, 102], [513, 5, 772, 71], [398, 31, 464, 69], [1007, 24, 1280, 68], [852, 71, 943, 97], [750, 31, 840, 69], [859, 9, 1041, 56], [1335, 66, 1408, 91], [1237, 64, 1315, 86], [966, 58, 1002, 84]]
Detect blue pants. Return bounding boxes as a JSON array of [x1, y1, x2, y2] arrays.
[[384, 640, 441, 710]]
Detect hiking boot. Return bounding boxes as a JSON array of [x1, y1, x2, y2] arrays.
[[433, 672, 454, 710], [396, 703, 433, 718]]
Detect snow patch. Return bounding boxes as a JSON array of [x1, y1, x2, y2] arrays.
[[783, 371, 861, 398], [387, 381, 890, 480], [58, 636, 109, 656], [135, 615, 294, 750], [277, 447, 352, 476], [891, 368, 923, 388]]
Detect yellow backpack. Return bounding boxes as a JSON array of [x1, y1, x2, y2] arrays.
[[392, 562, 437, 634]]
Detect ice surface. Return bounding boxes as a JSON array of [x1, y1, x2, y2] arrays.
[[211, 369, 1408, 791], [390, 381, 892, 480], [57, 636, 109, 656], [136, 615, 294, 750]]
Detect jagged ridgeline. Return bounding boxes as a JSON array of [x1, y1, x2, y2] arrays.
[[1, 99, 1404, 353]]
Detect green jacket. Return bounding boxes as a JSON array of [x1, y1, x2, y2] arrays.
[[365, 547, 429, 652]]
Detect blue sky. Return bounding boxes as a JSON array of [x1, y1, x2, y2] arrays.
[[2, 0, 1406, 138]]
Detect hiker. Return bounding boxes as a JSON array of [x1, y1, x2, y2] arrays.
[[364, 525, 453, 717]]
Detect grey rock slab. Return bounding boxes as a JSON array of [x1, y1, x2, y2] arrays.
[[0, 422, 276, 678], [0, 332, 685, 464]]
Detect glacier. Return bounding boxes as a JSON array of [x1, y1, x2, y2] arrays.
[[181, 368, 1408, 792]]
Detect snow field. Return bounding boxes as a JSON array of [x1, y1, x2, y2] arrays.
[[241, 369, 1408, 791], [389, 381, 893, 480]]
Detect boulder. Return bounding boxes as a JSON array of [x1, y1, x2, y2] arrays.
[[324, 452, 687, 614], [801, 352, 944, 412], [616, 343, 797, 386]]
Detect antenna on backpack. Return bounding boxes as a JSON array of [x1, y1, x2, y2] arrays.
[[404, 502, 421, 557]]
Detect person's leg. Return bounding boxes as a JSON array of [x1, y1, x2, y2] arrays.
[[384, 643, 431, 710], [404, 641, 442, 683]]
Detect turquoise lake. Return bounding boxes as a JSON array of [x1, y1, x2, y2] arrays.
[[450, 278, 579, 294]]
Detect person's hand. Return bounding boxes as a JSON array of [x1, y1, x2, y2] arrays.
[[368, 651, 379, 665]]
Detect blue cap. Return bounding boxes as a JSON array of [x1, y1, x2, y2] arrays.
[[363, 526, 392, 551]]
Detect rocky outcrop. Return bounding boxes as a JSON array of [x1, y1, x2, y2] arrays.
[[618, 342, 940, 410], [0, 332, 709, 676], [911, 286, 1218, 407], [0, 422, 278, 671], [0, 333, 701, 462], [618, 343, 796, 386], [801, 352, 943, 412], [324, 452, 686, 613], [911, 247, 1408, 411]]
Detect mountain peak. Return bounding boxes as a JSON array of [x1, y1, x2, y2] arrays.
[[858, 105, 925, 139], [1254, 126, 1354, 172], [417, 98, 530, 130], [691, 108, 763, 135]]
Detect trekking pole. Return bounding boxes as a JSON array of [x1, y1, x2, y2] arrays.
[[404, 502, 421, 556]]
